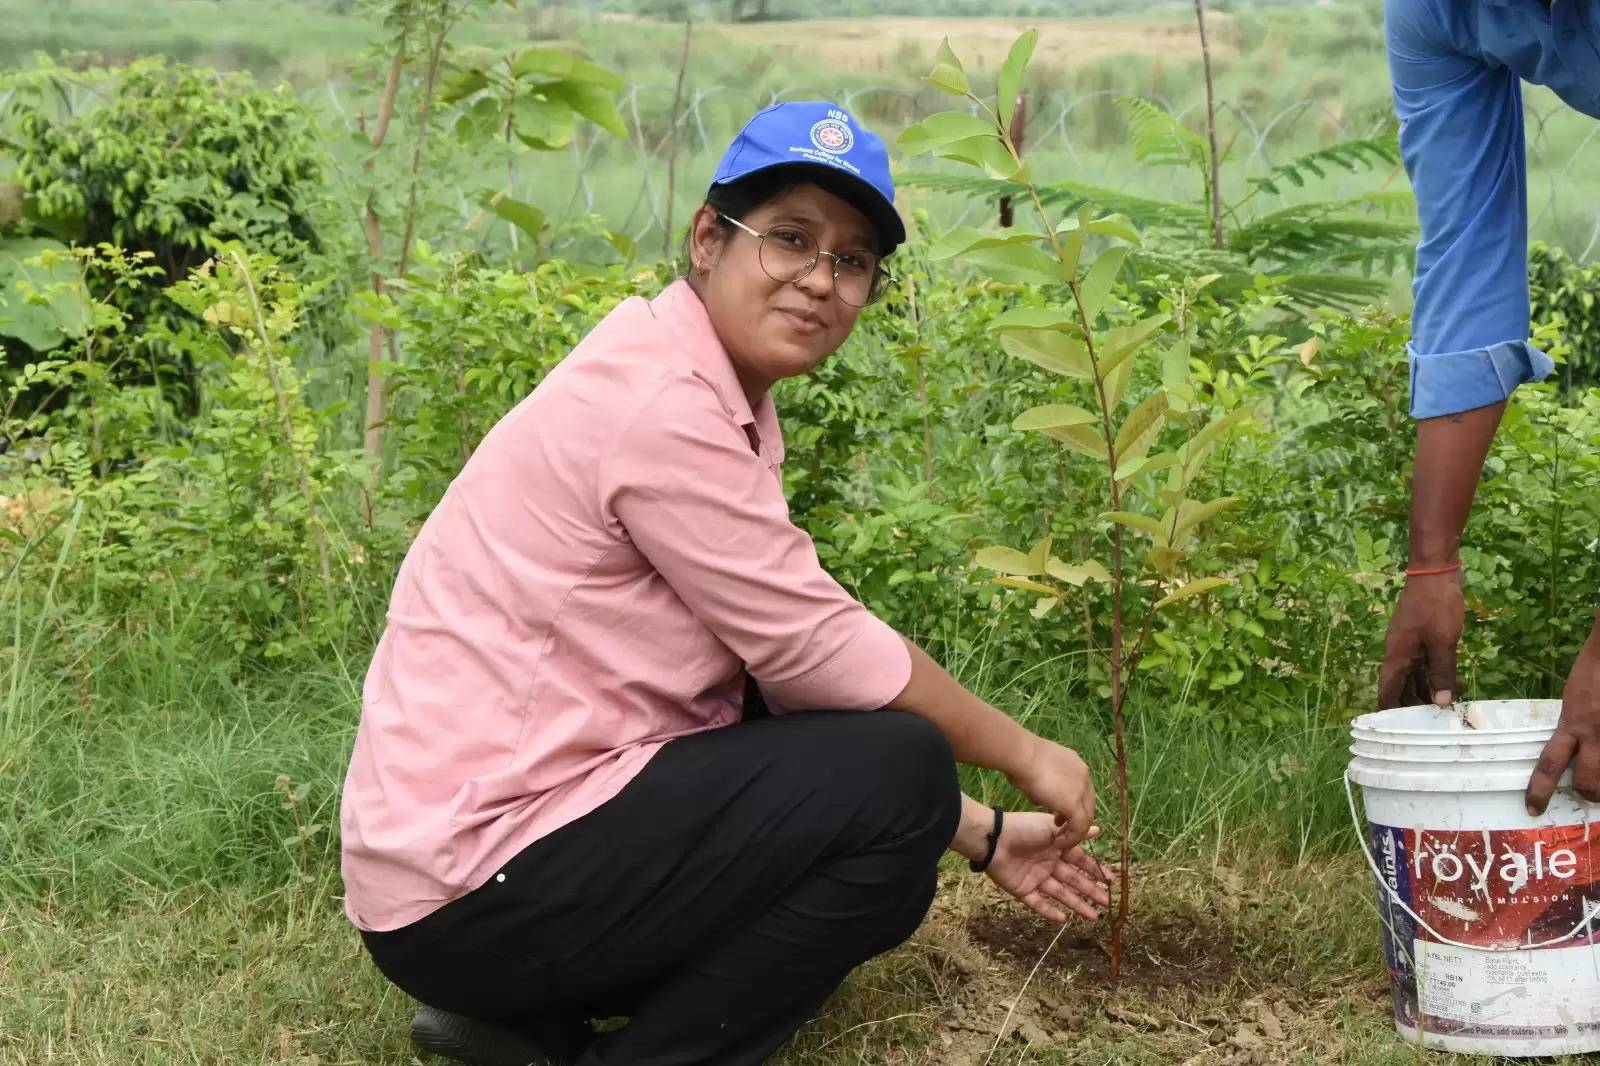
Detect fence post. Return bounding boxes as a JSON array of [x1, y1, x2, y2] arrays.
[[998, 90, 1028, 228]]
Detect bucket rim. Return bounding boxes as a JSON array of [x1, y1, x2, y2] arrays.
[[1349, 699, 1562, 738]]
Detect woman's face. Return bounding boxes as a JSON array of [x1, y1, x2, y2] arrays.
[[689, 183, 877, 402]]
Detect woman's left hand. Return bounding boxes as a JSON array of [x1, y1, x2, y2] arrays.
[[986, 813, 1115, 923]]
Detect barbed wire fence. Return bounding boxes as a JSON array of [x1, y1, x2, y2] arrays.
[[311, 80, 1600, 263]]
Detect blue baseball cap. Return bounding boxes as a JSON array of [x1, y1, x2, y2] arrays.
[[709, 100, 906, 255]]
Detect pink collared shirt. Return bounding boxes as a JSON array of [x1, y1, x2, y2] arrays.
[[339, 278, 913, 931]]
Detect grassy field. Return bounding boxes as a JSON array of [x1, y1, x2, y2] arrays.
[[0, 591, 1571, 1065], [0, 604, 1420, 1066]]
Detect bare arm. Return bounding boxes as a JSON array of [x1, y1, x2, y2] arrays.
[[1378, 403, 1504, 709], [1408, 402, 1505, 567], [887, 638, 1033, 772]]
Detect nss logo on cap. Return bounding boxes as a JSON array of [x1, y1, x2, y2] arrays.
[[809, 118, 853, 155]]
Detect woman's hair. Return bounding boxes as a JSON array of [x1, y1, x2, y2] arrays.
[[680, 164, 893, 273]]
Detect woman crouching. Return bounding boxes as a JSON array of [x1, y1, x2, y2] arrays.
[[339, 101, 1112, 1066]]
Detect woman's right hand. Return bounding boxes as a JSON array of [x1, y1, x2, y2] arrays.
[[1005, 736, 1096, 847]]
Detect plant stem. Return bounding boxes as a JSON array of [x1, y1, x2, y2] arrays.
[[1023, 164, 1131, 982], [906, 268, 933, 489], [359, 3, 412, 491], [1194, 0, 1224, 251], [397, 12, 454, 280], [662, 19, 693, 262]]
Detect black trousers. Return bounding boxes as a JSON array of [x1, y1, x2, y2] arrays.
[[360, 709, 962, 1066]]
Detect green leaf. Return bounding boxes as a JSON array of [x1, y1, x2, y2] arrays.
[[1101, 510, 1167, 537], [1096, 313, 1172, 382], [1113, 391, 1168, 462], [936, 135, 1021, 180], [1086, 213, 1143, 245], [998, 30, 1038, 134], [1103, 356, 1134, 411], [936, 36, 966, 73], [1114, 450, 1180, 481], [1012, 404, 1097, 431], [996, 575, 1057, 595], [1160, 337, 1191, 387], [1077, 244, 1128, 320], [543, 80, 626, 137], [560, 57, 623, 90], [1146, 544, 1187, 574], [927, 226, 1044, 260], [993, 307, 1079, 332], [1173, 496, 1241, 537], [899, 112, 996, 157], [512, 46, 575, 81], [0, 238, 90, 351], [974, 545, 1039, 576], [1180, 408, 1252, 474], [1046, 558, 1112, 586], [487, 193, 544, 239], [439, 68, 490, 105], [513, 95, 575, 149], [960, 242, 1062, 285], [1044, 423, 1107, 460], [926, 63, 969, 97], [1153, 576, 1234, 611], [1030, 595, 1060, 619], [1026, 535, 1053, 575], [1000, 330, 1093, 377], [1056, 203, 1095, 277]]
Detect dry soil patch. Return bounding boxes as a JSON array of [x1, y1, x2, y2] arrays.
[[710, 15, 1237, 74]]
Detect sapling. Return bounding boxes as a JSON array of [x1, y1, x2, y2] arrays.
[[900, 30, 1248, 978]]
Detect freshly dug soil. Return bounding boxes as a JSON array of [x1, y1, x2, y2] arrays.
[[966, 909, 1240, 995]]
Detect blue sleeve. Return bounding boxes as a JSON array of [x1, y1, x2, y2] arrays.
[[1385, 0, 1555, 419]]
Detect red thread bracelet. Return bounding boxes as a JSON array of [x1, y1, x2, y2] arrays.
[[1404, 560, 1462, 577]]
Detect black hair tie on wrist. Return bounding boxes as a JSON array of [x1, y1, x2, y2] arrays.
[[969, 806, 1004, 873]]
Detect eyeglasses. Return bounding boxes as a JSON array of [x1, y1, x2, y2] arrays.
[[718, 214, 894, 308]]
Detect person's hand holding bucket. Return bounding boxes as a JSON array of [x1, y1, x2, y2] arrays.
[[1526, 607, 1600, 816], [1378, 562, 1466, 711]]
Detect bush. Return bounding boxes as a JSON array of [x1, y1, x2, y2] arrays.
[[1529, 240, 1600, 392], [1, 57, 336, 408]]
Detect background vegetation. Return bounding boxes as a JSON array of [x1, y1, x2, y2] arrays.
[[3, 1, 1599, 1063]]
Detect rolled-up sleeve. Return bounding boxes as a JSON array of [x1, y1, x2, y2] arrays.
[[602, 373, 911, 712], [1386, 0, 1555, 418]]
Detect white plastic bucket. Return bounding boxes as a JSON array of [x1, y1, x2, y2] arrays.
[[1347, 700, 1600, 1056]]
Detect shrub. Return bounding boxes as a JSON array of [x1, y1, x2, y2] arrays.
[[1, 57, 336, 407]]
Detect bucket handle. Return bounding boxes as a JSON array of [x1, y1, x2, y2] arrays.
[[1344, 770, 1600, 952]]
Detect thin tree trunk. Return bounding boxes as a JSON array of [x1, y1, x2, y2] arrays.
[[906, 269, 933, 488], [1194, 0, 1224, 250], [360, 6, 412, 491], [663, 19, 693, 261], [397, 15, 453, 280]]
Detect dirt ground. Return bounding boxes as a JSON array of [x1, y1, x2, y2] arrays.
[[707, 15, 1238, 74], [845, 855, 1398, 1066]]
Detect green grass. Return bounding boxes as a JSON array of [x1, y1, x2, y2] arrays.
[[0, 606, 1547, 1065]]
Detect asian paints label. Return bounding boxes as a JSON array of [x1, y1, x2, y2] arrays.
[[1370, 822, 1600, 1040]]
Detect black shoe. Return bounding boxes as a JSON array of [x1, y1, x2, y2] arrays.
[[410, 1004, 580, 1066]]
